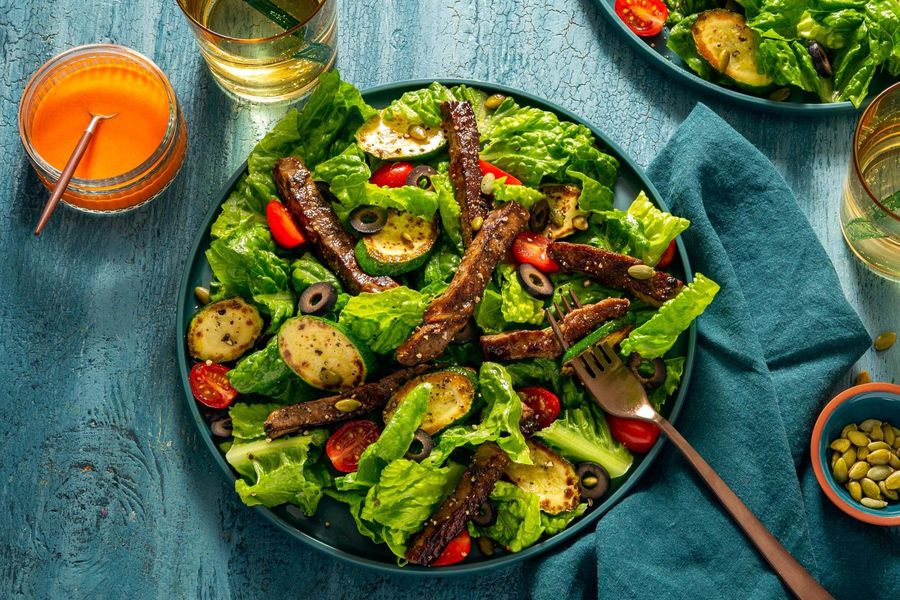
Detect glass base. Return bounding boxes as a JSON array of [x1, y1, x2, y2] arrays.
[[841, 223, 900, 283], [209, 52, 338, 105]]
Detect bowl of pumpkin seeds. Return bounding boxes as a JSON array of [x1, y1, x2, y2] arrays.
[[811, 382, 900, 526]]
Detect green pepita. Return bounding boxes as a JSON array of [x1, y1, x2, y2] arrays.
[[572, 216, 589, 231], [830, 438, 851, 453], [847, 480, 863, 501], [831, 452, 840, 469], [407, 124, 427, 141], [854, 371, 871, 385], [857, 446, 870, 460], [484, 94, 506, 110], [768, 88, 791, 101], [869, 425, 884, 441], [841, 447, 857, 466], [878, 481, 899, 501], [883, 424, 895, 446], [889, 453, 900, 470], [867, 449, 892, 465], [470, 216, 484, 232], [627, 264, 655, 280], [867, 465, 893, 481], [860, 497, 888, 509], [859, 419, 882, 433], [884, 470, 900, 491], [861, 478, 882, 499], [847, 430, 870, 447], [319, 368, 343, 388], [848, 461, 869, 480], [334, 398, 362, 413], [480, 172, 496, 195], [841, 423, 858, 438], [873, 331, 896, 351], [833, 458, 848, 483], [194, 286, 211, 305], [867, 441, 891, 451]]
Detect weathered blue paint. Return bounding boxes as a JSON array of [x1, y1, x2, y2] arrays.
[[0, 0, 897, 598]]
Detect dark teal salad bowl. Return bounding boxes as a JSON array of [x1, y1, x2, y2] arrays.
[[176, 79, 697, 574]]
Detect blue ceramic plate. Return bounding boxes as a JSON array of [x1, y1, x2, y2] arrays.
[[591, 1, 891, 114], [176, 79, 696, 574]]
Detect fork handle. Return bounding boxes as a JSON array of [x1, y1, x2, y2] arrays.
[[654, 416, 833, 600]]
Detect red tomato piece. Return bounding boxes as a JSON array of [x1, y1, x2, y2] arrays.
[[266, 200, 305, 249], [479, 160, 522, 186], [432, 530, 471, 566], [517, 387, 561, 429], [369, 161, 415, 188], [606, 413, 661, 453], [615, 0, 668, 37], [511, 232, 560, 273], [189, 363, 238, 409], [657, 240, 676, 269], [325, 420, 381, 473]]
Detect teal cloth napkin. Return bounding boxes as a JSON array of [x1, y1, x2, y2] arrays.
[[529, 104, 896, 599]]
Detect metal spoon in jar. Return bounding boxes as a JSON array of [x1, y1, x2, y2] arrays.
[[33, 111, 117, 236]]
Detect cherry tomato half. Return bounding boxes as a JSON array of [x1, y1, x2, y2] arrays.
[[517, 387, 561, 430], [614, 0, 668, 37], [657, 240, 676, 269], [480, 160, 522, 186], [606, 413, 661, 453], [266, 200, 305, 249], [511, 232, 560, 273], [325, 420, 381, 473], [369, 161, 415, 188], [189, 363, 238, 409], [432, 530, 471, 566]]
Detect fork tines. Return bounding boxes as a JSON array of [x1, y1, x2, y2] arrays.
[[545, 289, 608, 378]]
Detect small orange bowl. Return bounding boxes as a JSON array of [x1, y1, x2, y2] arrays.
[[810, 382, 900, 526]]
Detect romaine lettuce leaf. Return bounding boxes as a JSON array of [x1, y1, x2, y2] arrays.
[[757, 35, 834, 101], [475, 481, 544, 552], [382, 82, 455, 127], [536, 402, 633, 478], [626, 192, 690, 265], [451, 84, 490, 130], [648, 357, 687, 410], [498, 264, 545, 327], [229, 401, 282, 440], [228, 337, 320, 403], [541, 503, 588, 535], [421, 243, 461, 286], [621, 273, 720, 358], [432, 172, 463, 252], [492, 181, 545, 209], [474, 286, 506, 334], [338, 286, 431, 354], [667, 14, 718, 80], [290, 253, 349, 318]]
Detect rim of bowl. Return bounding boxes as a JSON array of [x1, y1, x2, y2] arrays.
[[810, 382, 900, 526]]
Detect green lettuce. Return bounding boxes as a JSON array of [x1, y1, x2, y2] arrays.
[[432, 172, 463, 252], [621, 273, 720, 358], [536, 402, 633, 478], [498, 264, 545, 326], [667, 14, 718, 80], [229, 401, 281, 440], [451, 84, 490, 130], [338, 286, 431, 354], [626, 192, 690, 265], [492, 181, 545, 209], [541, 503, 588, 535], [382, 82, 455, 127], [757, 35, 834, 101], [290, 253, 349, 318], [421, 243, 461, 286], [648, 357, 687, 411], [474, 286, 506, 334], [228, 337, 320, 403]]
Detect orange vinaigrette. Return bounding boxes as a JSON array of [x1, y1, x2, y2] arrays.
[[19, 45, 187, 213]]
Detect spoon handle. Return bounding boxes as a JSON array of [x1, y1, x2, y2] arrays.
[[34, 117, 102, 236], [654, 416, 833, 600]]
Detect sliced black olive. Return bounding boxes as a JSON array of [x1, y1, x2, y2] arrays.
[[576, 462, 610, 501], [349, 205, 388, 234], [807, 41, 833, 79], [627, 353, 666, 390], [529, 198, 550, 232], [517, 263, 554, 299], [451, 319, 478, 345], [210, 415, 232, 438], [298, 282, 337, 315], [404, 429, 434, 462], [471, 500, 497, 527], [406, 165, 438, 190]]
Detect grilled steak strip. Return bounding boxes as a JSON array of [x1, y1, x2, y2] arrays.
[[396, 201, 530, 365], [548, 242, 682, 307], [274, 157, 398, 294], [264, 365, 432, 439], [441, 101, 490, 248], [406, 443, 509, 566], [480, 298, 631, 361]]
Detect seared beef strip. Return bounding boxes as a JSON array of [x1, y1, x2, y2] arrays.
[[405, 443, 509, 565], [396, 201, 529, 365], [441, 101, 490, 248], [480, 298, 630, 361], [274, 157, 398, 294], [264, 365, 432, 439], [548, 242, 682, 307]]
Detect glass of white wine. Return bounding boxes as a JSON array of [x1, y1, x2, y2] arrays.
[[841, 81, 900, 282], [176, 0, 336, 103]]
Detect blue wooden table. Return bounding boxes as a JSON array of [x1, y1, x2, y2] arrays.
[[1, 1, 897, 598]]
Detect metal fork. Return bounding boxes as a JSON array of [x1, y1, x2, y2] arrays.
[[546, 290, 832, 600]]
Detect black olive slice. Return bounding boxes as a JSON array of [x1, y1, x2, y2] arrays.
[[807, 41, 833, 79], [404, 429, 434, 462], [210, 415, 233, 438], [298, 282, 338, 316], [349, 205, 388, 234], [627, 353, 666, 390], [406, 165, 438, 190], [517, 263, 554, 299], [451, 319, 478, 345], [529, 198, 550, 232], [471, 500, 498, 527], [576, 462, 610, 501]]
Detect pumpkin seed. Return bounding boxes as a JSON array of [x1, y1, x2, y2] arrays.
[[861, 478, 881, 499], [831, 452, 840, 469], [480, 172, 496, 195], [889, 453, 900, 469], [859, 419, 881, 433], [841, 447, 857, 466], [894, 437, 900, 450], [873, 331, 896, 351], [869, 425, 884, 441], [854, 371, 871, 385], [319, 368, 343, 387], [830, 438, 851, 452], [847, 430, 870, 447], [893, 426, 900, 437], [866, 465, 893, 481], [484, 93, 506, 110], [470, 216, 484, 232], [768, 87, 791, 101], [848, 461, 869, 480], [627, 264, 655, 280], [334, 398, 362, 413], [867, 441, 891, 451], [860, 497, 887, 509], [841, 423, 858, 437], [477, 535, 495, 556], [194, 286, 211, 305], [867, 449, 892, 465], [857, 446, 870, 460], [407, 124, 427, 141], [832, 458, 849, 482], [884, 470, 900, 490], [847, 480, 863, 502], [572, 215, 589, 231], [878, 481, 898, 501], [883, 424, 895, 446]]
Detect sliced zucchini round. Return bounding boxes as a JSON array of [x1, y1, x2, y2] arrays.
[[503, 440, 581, 515], [277, 316, 374, 392], [187, 297, 263, 363], [540, 184, 587, 240], [355, 210, 439, 276], [692, 9, 774, 92], [356, 113, 446, 160], [383, 367, 477, 435]]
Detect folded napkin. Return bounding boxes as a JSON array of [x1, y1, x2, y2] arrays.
[[529, 104, 894, 599]]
